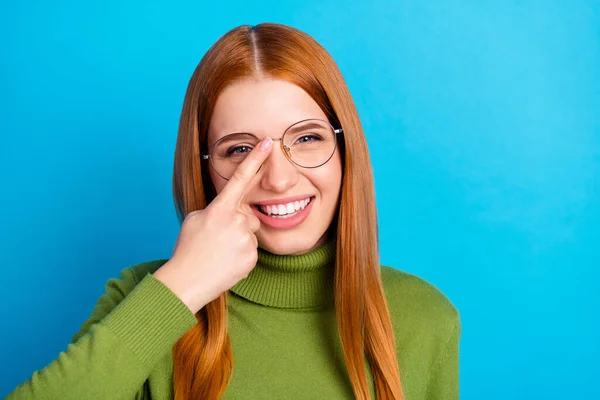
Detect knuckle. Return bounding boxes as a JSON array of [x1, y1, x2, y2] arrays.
[[184, 210, 199, 220], [207, 198, 225, 212], [201, 207, 216, 221], [237, 250, 258, 280], [233, 213, 246, 227], [229, 170, 246, 185], [183, 211, 200, 226], [238, 232, 251, 246], [248, 250, 258, 266]]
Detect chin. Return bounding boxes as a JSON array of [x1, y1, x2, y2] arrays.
[[257, 232, 325, 256]]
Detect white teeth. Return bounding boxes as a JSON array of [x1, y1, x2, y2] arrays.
[[258, 197, 312, 217], [286, 203, 295, 214]]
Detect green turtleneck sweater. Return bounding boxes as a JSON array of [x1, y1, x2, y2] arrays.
[[6, 241, 460, 399]]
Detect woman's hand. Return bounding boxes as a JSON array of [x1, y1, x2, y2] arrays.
[[153, 138, 273, 314]]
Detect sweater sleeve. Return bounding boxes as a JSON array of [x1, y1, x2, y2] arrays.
[[5, 267, 198, 400], [426, 316, 461, 400]]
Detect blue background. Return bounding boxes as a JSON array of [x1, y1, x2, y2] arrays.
[[1, 1, 599, 398]]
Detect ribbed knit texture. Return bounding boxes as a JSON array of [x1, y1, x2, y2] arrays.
[[6, 243, 460, 400], [102, 274, 198, 368], [230, 239, 336, 308]]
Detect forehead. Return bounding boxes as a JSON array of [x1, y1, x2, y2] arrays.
[[208, 78, 327, 142]]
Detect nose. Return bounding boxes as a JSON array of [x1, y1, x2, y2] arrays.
[[259, 141, 299, 193]]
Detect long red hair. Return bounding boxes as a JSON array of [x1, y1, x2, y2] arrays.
[[172, 23, 404, 400]]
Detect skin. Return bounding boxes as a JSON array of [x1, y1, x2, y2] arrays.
[[154, 78, 343, 313], [207, 78, 343, 256]]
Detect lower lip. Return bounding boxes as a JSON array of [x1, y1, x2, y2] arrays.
[[252, 198, 315, 230]]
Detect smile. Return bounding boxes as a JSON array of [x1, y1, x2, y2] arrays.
[[257, 197, 312, 218], [252, 195, 316, 230]]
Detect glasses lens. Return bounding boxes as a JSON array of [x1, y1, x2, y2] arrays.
[[208, 119, 338, 180], [210, 133, 260, 180], [283, 119, 336, 168]]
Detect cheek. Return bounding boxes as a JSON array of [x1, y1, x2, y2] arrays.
[[209, 166, 261, 203], [209, 168, 227, 195], [313, 153, 343, 196]]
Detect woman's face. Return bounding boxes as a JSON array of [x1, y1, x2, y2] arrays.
[[207, 78, 343, 255]]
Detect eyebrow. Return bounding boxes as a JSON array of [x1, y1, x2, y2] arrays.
[[211, 132, 259, 147], [285, 121, 328, 135], [213, 119, 328, 146]]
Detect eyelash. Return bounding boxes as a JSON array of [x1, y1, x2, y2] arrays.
[[296, 134, 321, 143], [224, 134, 323, 157], [226, 145, 253, 156]]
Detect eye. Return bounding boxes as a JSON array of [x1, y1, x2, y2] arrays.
[[295, 134, 322, 144], [226, 145, 253, 156]]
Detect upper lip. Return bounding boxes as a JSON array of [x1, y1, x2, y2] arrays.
[[253, 195, 315, 206]]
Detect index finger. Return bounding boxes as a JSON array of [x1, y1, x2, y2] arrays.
[[218, 137, 273, 204]]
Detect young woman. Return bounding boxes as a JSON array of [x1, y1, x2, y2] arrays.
[[7, 23, 460, 400]]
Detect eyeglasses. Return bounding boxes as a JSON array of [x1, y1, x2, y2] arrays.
[[202, 118, 343, 181]]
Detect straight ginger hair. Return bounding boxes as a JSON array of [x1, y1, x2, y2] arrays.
[[172, 23, 404, 400]]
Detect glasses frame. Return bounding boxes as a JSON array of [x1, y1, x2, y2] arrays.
[[201, 118, 343, 181]]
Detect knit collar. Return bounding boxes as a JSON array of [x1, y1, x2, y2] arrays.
[[229, 239, 336, 309]]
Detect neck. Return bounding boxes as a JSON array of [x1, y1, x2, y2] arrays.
[[229, 239, 336, 309]]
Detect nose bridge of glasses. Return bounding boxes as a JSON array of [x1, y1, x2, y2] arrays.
[[265, 138, 294, 165], [262, 136, 291, 159]]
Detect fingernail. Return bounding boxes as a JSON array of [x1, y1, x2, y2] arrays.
[[260, 137, 273, 151]]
